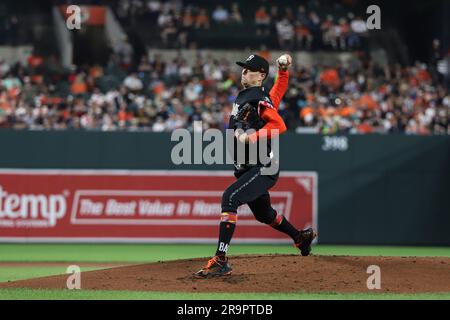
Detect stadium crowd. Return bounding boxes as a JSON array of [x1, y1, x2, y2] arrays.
[[114, 0, 368, 51], [0, 50, 449, 135]]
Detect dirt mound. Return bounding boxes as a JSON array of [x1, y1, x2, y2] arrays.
[[1, 255, 450, 293]]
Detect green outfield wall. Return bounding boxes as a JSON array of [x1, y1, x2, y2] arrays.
[[0, 130, 449, 245]]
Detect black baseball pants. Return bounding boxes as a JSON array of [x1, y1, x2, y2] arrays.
[[221, 166, 279, 224]]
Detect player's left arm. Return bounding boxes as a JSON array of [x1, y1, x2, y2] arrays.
[[247, 101, 287, 144]]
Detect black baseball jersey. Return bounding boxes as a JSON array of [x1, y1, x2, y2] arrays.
[[228, 86, 274, 171], [229, 86, 272, 130]]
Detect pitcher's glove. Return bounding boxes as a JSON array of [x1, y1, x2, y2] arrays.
[[234, 102, 254, 130]]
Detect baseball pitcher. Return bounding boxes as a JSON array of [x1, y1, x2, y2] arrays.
[[195, 54, 317, 278]]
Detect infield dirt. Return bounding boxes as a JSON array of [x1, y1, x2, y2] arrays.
[[1, 255, 449, 293]]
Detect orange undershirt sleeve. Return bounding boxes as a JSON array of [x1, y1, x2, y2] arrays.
[[269, 70, 289, 110], [248, 105, 287, 143]]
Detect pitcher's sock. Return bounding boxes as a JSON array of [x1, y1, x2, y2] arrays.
[[215, 212, 237, 258], [270, 214, 299, 240]]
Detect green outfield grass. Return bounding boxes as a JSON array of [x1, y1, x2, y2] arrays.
[[1, 288, 450, 300], [0, 244, 449, 300], [0, 266, 104, 283], [1, 244, 450, 263]]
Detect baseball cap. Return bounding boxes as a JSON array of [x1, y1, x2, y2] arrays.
[[236, 54, 269, 76]]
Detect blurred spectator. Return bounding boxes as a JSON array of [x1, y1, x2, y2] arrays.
[[181, 7, 195, 29], [212, 5, 229, 24], [147, 0, 162, 19], [276, 18, 295, 50], [349, 16, 368, 50], [319, 67, 341, 90], [255, 6, 271, 36], [27, 53, 44, 69], [321, 15, 337, 50], [179, 7, 195, 47], [123, 73, 143, 91], [157, 8, 173, 28], [295, 22, 312, 50], [229, 3, 243, 24], [430, 39, 443, 65], [0, 59, 10, 77], [152, 116, 166, 132], [429, 39, 444, 84], [160, 19, 178, 48], [338, 18, 350, 50], [178, 59, 193, 77], [70, 74, 88, 95], [296, 5, 308, 24], [307, 11, 321, 43], [195, 8, 210, 29], [158, 9, 179, 47]]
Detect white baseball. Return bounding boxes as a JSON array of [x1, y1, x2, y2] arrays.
[[278, 55, 288, 65]]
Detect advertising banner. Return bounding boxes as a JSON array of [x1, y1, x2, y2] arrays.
[[0, 170, 317, 243]]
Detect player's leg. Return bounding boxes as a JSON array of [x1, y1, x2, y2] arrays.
[[248, 193, 316, 256], [194, 167, 275, 278], [216, 167, 280, 253], [248, 193, 299, 239]]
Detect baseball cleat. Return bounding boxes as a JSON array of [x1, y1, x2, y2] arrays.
[[194, 256, 233, 278], [294, 227, 317, 256]]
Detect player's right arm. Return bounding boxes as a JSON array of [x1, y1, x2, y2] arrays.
[[269, 54, 292, 110]]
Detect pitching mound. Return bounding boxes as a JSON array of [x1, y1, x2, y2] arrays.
[[1, 255, 450, 293]]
